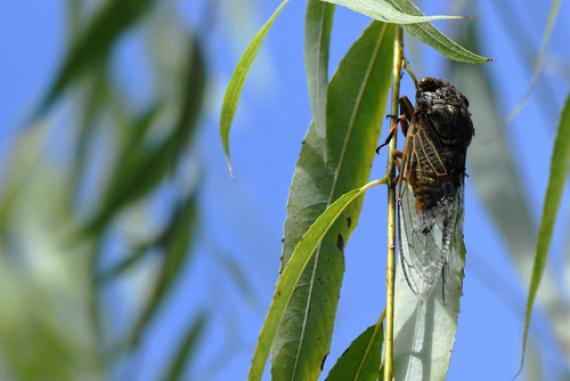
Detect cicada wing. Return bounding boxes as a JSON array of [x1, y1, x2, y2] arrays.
[[398, 183, 464, 301]]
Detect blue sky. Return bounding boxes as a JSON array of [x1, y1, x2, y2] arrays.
[[1, 0, 569, 380]]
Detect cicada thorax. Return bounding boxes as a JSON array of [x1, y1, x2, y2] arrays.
[[403, 78, 474, 216], [395, 77, 474, 299]]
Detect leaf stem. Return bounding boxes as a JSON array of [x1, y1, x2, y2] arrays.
[[384, 25, 403, 381]]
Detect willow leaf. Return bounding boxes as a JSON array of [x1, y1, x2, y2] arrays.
[[319, 0, 467, 24], [129, 191, 199, 349], [521, 93, 570, 368], [385, 0, 491, 63], [34, 0, 155, 119], [506, 0, 561, 124], [447, 18, 569, 365], [162, 311, 208, 381], [270, 22, 394, 381], [393, 242, 466, 380], [81, 37, 205, 237], [248, 179, 385, 381], [305, 0, 334, 160], [220, 0, 289, 176], [325, 320, 384, 381]]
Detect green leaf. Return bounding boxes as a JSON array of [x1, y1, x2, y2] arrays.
[[161, 311, 208, 381], [319, 0, 466, 24], [129, 190, 199, 349], [326, 320, 384, 381], [520, 93, 570, 369], [67, 69, 112, 207], [248, 178, 385, 381], [506, 0, 561, 124], [211, 247, 261, 308], [34, 0, 156, 119], [95, 245, 152, 285], [305, 0, 335, 161], [270, 21, 394, 381], [447, 21, 538, 274], [385, 0, 491, 63], [220, 0, 289, 176], [81, 36, 206, 237], [393, 241, 466, 380], [447, 18, 570, 364]]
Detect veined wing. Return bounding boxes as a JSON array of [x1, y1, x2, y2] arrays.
[[397, 122, 465, 300]]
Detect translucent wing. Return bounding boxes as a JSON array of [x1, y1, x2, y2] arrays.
[[397, 121, 465, 301]]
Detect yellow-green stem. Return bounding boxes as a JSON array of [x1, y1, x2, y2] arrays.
[[384, 26, 403, 381]]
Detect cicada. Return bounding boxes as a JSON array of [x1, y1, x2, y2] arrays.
[[380, 77, 474, 300]]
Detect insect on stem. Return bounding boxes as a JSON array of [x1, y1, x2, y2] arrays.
[[384, 26, 404, 381]]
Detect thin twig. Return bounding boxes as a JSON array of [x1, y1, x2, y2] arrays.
[[384, 26, 404, 381]]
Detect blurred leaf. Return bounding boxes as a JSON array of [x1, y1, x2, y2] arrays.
[[393, 242, 466, 380], [162, 311, 208, 381], [219, 0, 289, 176], [68, 69, 112, 206], [319, 0, 466, 23], [521, 93, 570, 369], [305, 0, 334, 161], [0, 163, 102, 380], [0, 127, 47, 233], [506, 0, 561, 124], [325, 319, 384, 381], [129, 191, 199, 349], [447, 18, 570, 365], [34, 0, 156, 119], [525, 344, 543, 381], [94, 245, 151, 285], [384, 0, 491, 63], [81, 36, 206, 237], [267, 22, 394, 381], [447, 21, 537, 271], [249, 178, 386, 381], [79, 103, 162, 236], [211, 247, 261, 309]]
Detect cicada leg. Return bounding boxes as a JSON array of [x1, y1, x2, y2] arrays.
[[376, 96, 414, 153], [391, 150, 404, 184]]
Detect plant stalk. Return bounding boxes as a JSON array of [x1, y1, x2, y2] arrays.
[[384, 26, 403, 381]]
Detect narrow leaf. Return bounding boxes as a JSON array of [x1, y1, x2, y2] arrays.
[[129, 191, 199, 349], [34, 0, 155, 119], [162, 311, 208, 381], [81, 37, 205, 237], [305, 0, 335, 160], [319, 0, 468, 24], [220, 0, 289, 176], [393, 241, 466, 380], [326, 320, 384, 381], [385, 0, 491, 63], [521, 93, 570, 368], [447, 18, 569, 360], [506, 0, 561, 124], [68, 70, 112, 207], [249, 178, 385, 381], [270, 22, 394, 381], [95, 245, 152, 285]]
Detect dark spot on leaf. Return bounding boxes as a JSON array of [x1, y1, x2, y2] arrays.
[[336, 234, 344, 252], [320, 352, 329, 370], [280, 237, 284, 243], [318, 277, 323, 285], [346, 217, 352, 227]]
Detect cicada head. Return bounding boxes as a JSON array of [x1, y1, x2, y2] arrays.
[[415, 77, 474, 146]]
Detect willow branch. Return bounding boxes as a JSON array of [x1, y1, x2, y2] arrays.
[[384, 26, 403, 381]]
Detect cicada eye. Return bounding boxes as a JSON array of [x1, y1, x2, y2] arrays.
[[418, 77, 441, 92]]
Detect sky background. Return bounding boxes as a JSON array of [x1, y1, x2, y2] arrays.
[[1, 0, 569, 380]]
